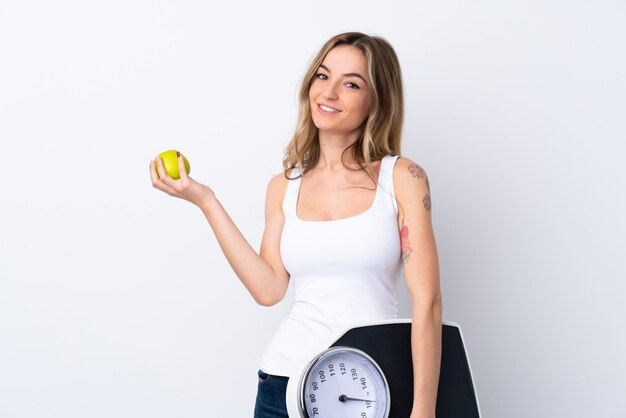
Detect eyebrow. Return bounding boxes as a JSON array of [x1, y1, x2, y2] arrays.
[[319, 64, 368, 84]]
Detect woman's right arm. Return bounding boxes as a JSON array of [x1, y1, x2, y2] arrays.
[[149, 154, 290, 306]]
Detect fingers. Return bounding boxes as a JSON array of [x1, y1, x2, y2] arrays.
[[149, 159, 161, 183], [150, 157, 177, 195], [177, 151, 190, 181], [154, 156, 169, 180]]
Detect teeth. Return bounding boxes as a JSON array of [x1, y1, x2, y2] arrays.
[[320, 105, 339, 113]]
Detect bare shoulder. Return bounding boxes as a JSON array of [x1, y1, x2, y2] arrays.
[[265, 171, 291, 211], [267, 171, 289, 192], [393, 157, 432, 212], [394, 157, 430, 191]]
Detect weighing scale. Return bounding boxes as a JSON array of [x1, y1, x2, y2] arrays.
[[286, 319, 481, 418]]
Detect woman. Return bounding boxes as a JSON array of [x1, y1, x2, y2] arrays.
[[150, 32, 441, 418]]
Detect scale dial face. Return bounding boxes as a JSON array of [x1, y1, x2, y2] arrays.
[[298, 346, 390, 418]]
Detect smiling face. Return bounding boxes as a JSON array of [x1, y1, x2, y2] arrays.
[[309, 45, 372, 137]]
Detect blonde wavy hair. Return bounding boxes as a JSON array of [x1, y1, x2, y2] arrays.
[[283, 32, 404, 177]]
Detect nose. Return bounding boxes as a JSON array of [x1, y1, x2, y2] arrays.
[[323, 81, 339, 100]]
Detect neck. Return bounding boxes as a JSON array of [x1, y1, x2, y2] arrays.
[[317, 130, 361, 171]]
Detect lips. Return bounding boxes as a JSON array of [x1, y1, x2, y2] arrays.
[[317, 103, 340, 113]]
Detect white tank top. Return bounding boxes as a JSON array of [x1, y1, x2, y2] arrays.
[[259, 155, 402, 376]]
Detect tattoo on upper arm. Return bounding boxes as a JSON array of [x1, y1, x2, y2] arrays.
[[400, 221, 413, 262], [408, 163, 431, 192], [423, 193, 431, 211], [407, 163, 432, 211], [408, 163, 425, 179]]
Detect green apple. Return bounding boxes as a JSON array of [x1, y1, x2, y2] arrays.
[[155, 150, 191, 180]]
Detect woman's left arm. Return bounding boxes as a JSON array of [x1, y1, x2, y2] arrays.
[[394, 157, 442, 418]]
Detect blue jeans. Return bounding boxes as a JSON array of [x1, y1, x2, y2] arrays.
[[253, 370, 289, 418]]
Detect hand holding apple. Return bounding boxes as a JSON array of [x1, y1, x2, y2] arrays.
[[154, 150, 190, 179], [150, 150, 216, 207]]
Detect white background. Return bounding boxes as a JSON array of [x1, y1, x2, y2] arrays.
[[1, 1, 625, 417]]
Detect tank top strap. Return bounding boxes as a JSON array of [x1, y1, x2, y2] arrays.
[[377, 155, 400, 215], [282, 167, 303, 218]]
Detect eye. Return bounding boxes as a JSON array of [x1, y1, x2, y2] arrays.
[[315, 73, 328, 80], [345, 81, 360, 89]]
